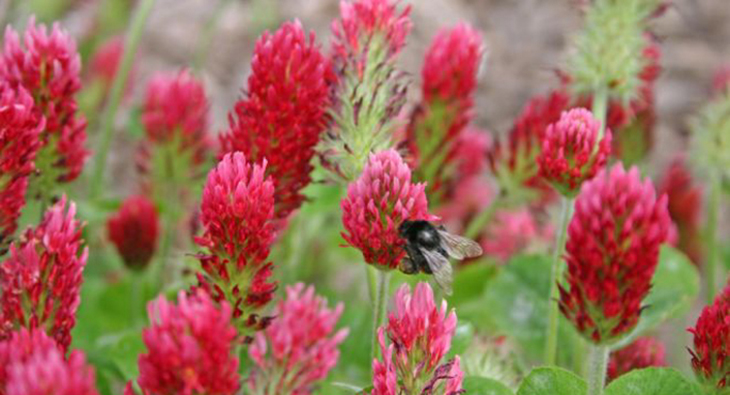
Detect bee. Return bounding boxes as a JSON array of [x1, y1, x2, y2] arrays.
[[398, 220, 483, 295]]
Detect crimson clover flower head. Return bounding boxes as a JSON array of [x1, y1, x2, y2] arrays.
[[488, 89, 569, 201], [408, 24, 484, 200], [607, 337, 666, 382], [89, 35, 133, 96], [248, 283, 348, 394], [0, 328, 98, 395], [107, 195, 159, 271], [196, 152, 277, 335], [537, 108, 612, 197], [221, 20, 333, 222], [341, 149, 436, 270], [559, 163, 670, 344], [141, 69, 210, 165], [0, 196, 87, 352], [0, 84, 44, 253], [658, 156, 703, 266], [137, 290, 240, 395], [0, 17, 87, 183], [371, 282, 462, 394], [481, 208, 552, 264], [331, 0, 411, 68], [689, 285, 730, 391]]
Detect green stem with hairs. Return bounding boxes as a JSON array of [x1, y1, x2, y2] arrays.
[[544, 196, 574, 365], [586, 344, 609, 395], [591, 85, 609, 139], [89, 0, 156, 200], [371, 270, 391, 368], [705, 174, 721, 304]]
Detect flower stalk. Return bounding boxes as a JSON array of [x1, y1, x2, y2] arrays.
[[544, 196, 573, 365], [587, 344, 610, 395], [90, 0, 156, 199], [372, 270, 391, 364], [704, 173, 721, 304]]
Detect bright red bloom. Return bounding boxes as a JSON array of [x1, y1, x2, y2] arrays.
[[195, 152, 277, 335], [248, 283, 348, 394], [371, 282, 462, 394], [488, 89, 570, 200], [537, 108, 612, 196], [141, 69, 210, 165], [559, 163, 670, 344], [220, 21, 333, 222], [689, 285, 730, 391], [408, 24, 483, 199], [0, 329, 98, 395], [607, 337, 666, 382], [137, 291, 240, 395], [0, 85, 44, 252], [0, 17, 87, 183], [658, 157, 703, 266], [107, 195, 159, 270], [331, 0, 412, 70], [0, 197, 87, 352], [341, 149, 436, 270]]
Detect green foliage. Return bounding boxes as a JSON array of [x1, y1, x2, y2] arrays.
[[604, 368, 702, 395], [516, 367, 586, 395], [568, 0, 660, 103], [463, 376, 515, 395]]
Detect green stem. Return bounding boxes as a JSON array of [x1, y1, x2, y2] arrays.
[[592, 86, 608, 140], [89, 0, 156, 200], [544, 196, 574, 366], [464, 194, 503, 240], [586, 344, 609, 395], [705, 174, 721, 304], [371, 270, 391, 367]]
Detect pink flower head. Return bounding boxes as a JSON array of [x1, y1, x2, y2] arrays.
[[195, 152, 277, 335], [0, 329, 98, 395], [689, 285, 730, 390], [141, 69, 210, 165], [559, 163, 670, 344], [248, 283, 348, 394], [331, 0, 411, 71], [89, 35, 133, 96], [0, 197, 87, 352], [607, 337, 666, 382], [537, 108, 612, 196], [0, 84, 44, 252], [371, 282, 462, 394], [481, 208, 553, 264], [107, 195, 159, 270], [0, 17, 87, 183], [137, 290, 240, 395], [659, 156, 703, 266], [220, 21, 334, 222], [488, 89, 570, 200], [341, 149, 436, 270], [408, 24, 484, 199]]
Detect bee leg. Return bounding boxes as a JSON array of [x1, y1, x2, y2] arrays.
[[399, 257, 418, 275]]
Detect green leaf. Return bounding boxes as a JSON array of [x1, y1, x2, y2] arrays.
[[448, 262, 498, 307], [482, 254, 582, 366], [463, 376, 515, 395], [614, 246, 700, 348], [516, 367, 586, 395], [605, 368, 702, 395], [447, 322, 475, 360]]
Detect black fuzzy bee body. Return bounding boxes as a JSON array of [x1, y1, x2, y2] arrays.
[[398, 220, 483, 295]]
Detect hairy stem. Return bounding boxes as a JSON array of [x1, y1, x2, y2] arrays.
[[371, 269, 391, 368], [89, 0, 156, 199], [705, 174, 721, 304], [544, 196, 574, 365], [592, 85, 609, 140], [586, 344, 609, 395]]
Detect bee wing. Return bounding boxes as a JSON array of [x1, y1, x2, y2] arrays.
[[421, 248, 453, 295], [437, 230, 483, 260]]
